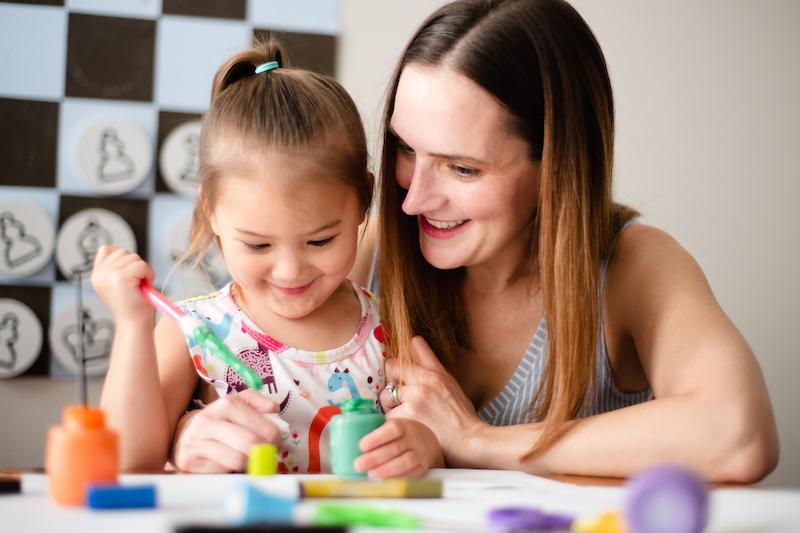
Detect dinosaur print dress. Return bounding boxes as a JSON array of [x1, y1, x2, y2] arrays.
[[177, 280, 386, 474]]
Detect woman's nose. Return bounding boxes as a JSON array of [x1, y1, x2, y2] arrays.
[[401, 164, 444, 216]]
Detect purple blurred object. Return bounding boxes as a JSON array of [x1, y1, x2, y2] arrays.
[[624, 465, 709, 533], [488, 506, 574, 531]]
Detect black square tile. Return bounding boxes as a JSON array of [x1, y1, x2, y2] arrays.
[[0, 98, 59, 188], [56, 195, 149, 281], [156, 110, 202, 193], [0, 284, 52, 377], [254, 29, 337, 77], [162, 0, 245, 19], [65, 13, 155, 101]]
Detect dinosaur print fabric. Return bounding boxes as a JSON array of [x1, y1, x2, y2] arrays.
[[177, 281, 386, 473]]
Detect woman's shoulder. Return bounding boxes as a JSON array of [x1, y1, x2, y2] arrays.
[[604, 223, 717, 337], [607, 223, 703, 284]]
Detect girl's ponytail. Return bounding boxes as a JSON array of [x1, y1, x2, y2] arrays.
[[209, 40, 288, 103]]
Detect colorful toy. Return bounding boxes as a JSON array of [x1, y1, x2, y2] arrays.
[[248, 443, 279, 476], [139, 281, 263, 391], [300, 478, 442, 499], [329, 398, 385, 478], [623, 465, 709, 533], [46, 405, 118, 506]]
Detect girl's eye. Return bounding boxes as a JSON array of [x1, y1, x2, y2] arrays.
[[243, 242, 270, 251], [448, 163, 479, 178], [308, 237, 335, 247]]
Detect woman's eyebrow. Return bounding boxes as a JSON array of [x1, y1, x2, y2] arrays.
[[388, 125, 489, 165]]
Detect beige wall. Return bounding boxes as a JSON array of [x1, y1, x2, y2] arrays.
[[2, 0, 797, 487]]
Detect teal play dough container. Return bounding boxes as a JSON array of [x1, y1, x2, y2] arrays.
[[330, 398, 385, 477]]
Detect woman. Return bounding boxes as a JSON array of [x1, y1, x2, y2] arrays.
[[356, 0, 778, 482], [170, 0, 778, 481]]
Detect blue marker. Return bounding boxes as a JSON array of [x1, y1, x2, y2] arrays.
[[86, 484, 157, 510]]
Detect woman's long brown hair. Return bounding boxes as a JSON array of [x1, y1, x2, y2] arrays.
[[378, 0, 637, 459]]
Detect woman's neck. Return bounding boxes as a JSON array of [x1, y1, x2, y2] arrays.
[[463, 236, 536, 296]]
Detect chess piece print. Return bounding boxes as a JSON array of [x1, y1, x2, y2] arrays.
[[160, 120, 202, 196], [179, 132, 200, 185], [0, 203, 55, 278], [75, 121, 152, 196], [62, 307, 114, 364], [49, 296, 114, 377], [0, 211, 42, 270], [71, 217, 112, 275], [56, 208, 137, 281], [0, 299, 43, 379], [0, 312, 19, 370], [97, 128, 136, 183]]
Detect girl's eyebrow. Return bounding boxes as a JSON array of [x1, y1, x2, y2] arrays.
[[234, 220, 341, 239], [387, 124, 489, 165]]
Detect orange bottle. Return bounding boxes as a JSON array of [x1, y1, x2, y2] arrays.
[[46, 405, 118, 506]]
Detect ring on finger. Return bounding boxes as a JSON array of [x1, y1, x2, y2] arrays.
[[386, 382, 400, 408]]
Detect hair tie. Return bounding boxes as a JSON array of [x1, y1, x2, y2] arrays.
[[255, 60, 279, 74]]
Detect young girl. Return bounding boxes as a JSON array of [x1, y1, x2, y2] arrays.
[[92, 41, 442, 477]]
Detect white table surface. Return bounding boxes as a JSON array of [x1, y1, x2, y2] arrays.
[[3, 468, 800, 532]]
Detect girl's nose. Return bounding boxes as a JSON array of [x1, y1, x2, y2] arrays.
[[401, 164, 445, 216], [271, 252, 304, 284]]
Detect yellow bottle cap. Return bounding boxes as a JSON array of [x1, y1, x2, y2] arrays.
[[248, 443, 278, 476]]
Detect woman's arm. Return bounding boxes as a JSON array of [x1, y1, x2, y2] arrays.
[[383, 226, 779, 482]]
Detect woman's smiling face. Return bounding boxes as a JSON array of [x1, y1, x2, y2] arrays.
[[391, 63, 541, 272]]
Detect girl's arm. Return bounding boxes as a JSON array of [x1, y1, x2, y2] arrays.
[[100, 315, 197, 471], [93, 245, 198, 472], [382, 226, 779, 482]]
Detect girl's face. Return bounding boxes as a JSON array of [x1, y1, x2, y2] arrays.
[[391, 64, 541, 273], [210, 153, 364, 321]]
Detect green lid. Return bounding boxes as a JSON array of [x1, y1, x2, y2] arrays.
[[339, 398, 375, 413]]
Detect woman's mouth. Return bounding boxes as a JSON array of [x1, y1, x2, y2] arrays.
[[420, 216, 471, 238]]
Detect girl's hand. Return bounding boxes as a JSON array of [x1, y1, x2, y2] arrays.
[[354, 418, 444, 478], [378, 336, 488, 467], [171, 389, 282, 473], [91, 244, 155, 323]]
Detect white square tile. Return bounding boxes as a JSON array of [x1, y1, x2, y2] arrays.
[[155, 16, 251, 112], [56, 98, 157, 198], [249, 0, 339, 34], [0, 4, 67, 100]]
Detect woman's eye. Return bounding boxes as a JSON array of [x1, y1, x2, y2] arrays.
[[448, 163, 478, 178], [243, 242, 270, 251], [397, 141, 415, 156], [308, 237, 335, 247]]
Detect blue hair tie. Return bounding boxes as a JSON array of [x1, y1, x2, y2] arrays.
[[255, 60, 279, 74]]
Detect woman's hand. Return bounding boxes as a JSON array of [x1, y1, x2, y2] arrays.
[[354, 418, 444, 478], [91, 244, 155, 324], [378, 336, 488, 467], [171, 389, 282, 473]]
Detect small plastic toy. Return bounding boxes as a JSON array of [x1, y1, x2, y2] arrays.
[[623, 465, 709, 533], [248, 443, 278, 476], [139, 281, 263, 391], [46, 405, 118, 506], [329, 398, 385, 478]]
